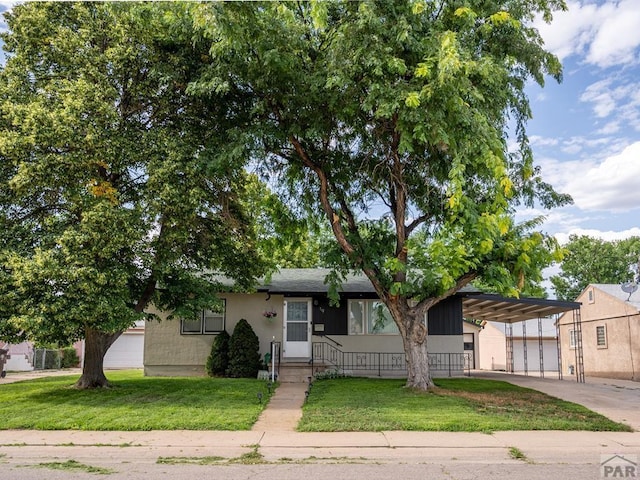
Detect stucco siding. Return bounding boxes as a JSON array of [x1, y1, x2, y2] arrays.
[[145, 293, 465, 377], [478, 322, 507, 371], [558, 285, 640, 381]]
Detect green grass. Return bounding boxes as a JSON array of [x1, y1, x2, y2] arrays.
[[33, 459, 115, 475], [0, 370, 273, 431], [298, 377, 632, 432]]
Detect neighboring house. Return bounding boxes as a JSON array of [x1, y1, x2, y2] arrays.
[[74, 320, 146, 369], [558, 284, 640, 381], [1, 341, 34, 371], [476, 318, 560, 373], [103, 320, 146, 369], [144, 268, 580, 379], [0, 321, 145, 372]]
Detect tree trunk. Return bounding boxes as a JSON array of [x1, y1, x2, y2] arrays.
[[402, 321, 434, 390], [74, 327, 122, 389], [387, 299, 435, 391]]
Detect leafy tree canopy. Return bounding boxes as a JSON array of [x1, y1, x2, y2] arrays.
[[0, 2, 267, 387], [551, 235, 640, 301], [189, 0, 571, 390]]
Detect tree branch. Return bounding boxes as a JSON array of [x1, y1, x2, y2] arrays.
[[406, 213, 431, 235], [414, 271, 478, 315]]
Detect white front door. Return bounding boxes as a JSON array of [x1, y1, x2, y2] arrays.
[[283, 298, 312, 358]]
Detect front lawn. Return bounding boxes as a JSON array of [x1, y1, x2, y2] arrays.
[[298, 377, 632, 432], [0, 370, 273, 430]]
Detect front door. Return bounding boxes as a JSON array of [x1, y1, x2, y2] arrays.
[[283, 298, 312, 358]]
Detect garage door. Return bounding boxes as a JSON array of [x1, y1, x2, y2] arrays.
[[103, 333, 144, 368]]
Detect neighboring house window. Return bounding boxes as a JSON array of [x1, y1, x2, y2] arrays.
[[180, 301, 226, 335], [587, 289, 594, 303], [348, 300, 399, 335], [569, 329, 577, 349], [596, 325, 607, 348]]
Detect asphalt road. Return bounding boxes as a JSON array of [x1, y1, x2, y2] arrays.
[[1, 438, 632, 480], [0, 453, 605, 480]]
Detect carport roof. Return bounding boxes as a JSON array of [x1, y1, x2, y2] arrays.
[[461, 293, 580, 323]]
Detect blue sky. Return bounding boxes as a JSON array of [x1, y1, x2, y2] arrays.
[[522, 0, 640, 244], [1, 0, 638, 246]]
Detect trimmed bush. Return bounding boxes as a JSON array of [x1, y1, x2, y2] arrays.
[[205, 330, 230, 377], [227, 319, 260, 378], [60, 346, 80, 368]]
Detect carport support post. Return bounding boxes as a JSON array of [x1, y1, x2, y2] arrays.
[[538, 316, 545, 378], [522, 321, 528, 376], [556, 315, 563, 380], [506, 324, 514, 374]]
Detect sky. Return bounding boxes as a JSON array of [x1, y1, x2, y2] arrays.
[[0, 1, 638, 246], [521, 0, 640, 245]]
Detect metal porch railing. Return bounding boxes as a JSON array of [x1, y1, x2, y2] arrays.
[[311, 341, 471, 378]]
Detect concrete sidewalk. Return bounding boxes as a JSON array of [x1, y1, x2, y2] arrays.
[[2, 428, 640, 465]]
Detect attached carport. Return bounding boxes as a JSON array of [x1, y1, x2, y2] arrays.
[[460, 293, 584, 382]]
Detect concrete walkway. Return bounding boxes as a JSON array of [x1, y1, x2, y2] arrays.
[[251, 382, 307, 432], [0, 368, 82, 384]]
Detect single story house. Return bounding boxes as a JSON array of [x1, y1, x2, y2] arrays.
[[558, 284, 640, 381], [144, 268, 581, 380]]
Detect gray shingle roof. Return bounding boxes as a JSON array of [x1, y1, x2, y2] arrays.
[[259, 268, 375, 294]]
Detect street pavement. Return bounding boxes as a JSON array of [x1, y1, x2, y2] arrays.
[[1, 369, 640, 479]]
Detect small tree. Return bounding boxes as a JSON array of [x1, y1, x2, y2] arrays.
[[205, 330, 230, 377], [227, 319, 260, 378]]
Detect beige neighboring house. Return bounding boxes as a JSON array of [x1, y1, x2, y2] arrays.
[[558, 284, 640, 381]]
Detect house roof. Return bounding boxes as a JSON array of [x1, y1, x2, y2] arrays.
[[259, 268, 374, 294], [590, 284, 640, 310], [257, 269, 579, 322]]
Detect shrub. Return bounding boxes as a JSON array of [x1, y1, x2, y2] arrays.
[[60, 346, 80, 368], [205, 330, 230, 377], [227, 319, 260, 378]]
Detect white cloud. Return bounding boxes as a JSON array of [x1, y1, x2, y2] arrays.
[[563, 141, 640, 211], [555, 227, 640, 244], [580, 78, 640, 130], [587, 0, 640, 67], [530, 135, 559, 147], [596, 121, 621, 135], [535, 0, 640, 68]]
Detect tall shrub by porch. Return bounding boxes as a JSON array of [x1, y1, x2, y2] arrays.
[[227, 319, 260, 378]]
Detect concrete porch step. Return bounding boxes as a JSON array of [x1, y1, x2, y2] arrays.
[[276, 361, 330, 383]]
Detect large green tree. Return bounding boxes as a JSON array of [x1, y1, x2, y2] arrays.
[[551, 235, 640, 301], [0, 3, 265, 388], [191, 0, 571, 389]]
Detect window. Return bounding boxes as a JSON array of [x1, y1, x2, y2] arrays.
[[181, 301, 226, 335], [596, 325, 607, 348], [569, 329, 577, 349], [588, 289, 595, 303], [348, 300, 399, 335]]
